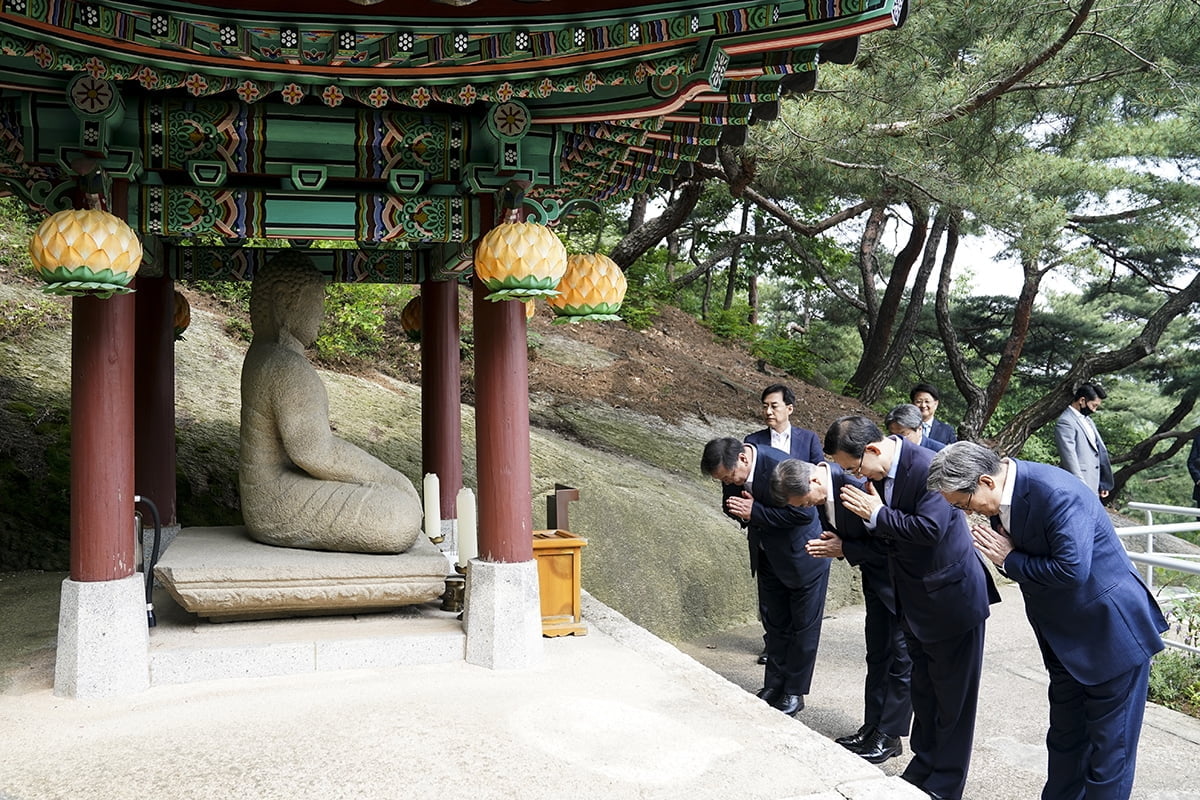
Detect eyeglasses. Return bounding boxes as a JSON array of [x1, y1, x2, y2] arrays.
[[851, 453, 865, 477], [947, 492, 976, 512]]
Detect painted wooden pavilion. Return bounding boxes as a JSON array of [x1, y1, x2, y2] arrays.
[[0, 0, 906, 696]]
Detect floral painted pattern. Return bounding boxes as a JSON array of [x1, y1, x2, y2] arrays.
[[280, 83, 305, 105], [322, 85, 345, 106], [185, 73, 209, 96]]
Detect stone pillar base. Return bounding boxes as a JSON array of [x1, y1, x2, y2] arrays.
[[55, 574, 149, 698], [464, 559, 543, 670]]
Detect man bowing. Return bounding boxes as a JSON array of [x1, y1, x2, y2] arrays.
[[928, 441, 1167, 800]]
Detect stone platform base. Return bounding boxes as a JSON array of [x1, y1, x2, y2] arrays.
[[154, 526, 448, 622]]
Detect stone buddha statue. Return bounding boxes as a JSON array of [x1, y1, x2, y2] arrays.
[[238, 252, 423, 553]]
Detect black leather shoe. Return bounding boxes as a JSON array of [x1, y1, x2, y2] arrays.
[[855, 728, 902, 764], [771, 693, 804, 716], [755, 686, 781, 704], [834, 723, 875, 750], [756, 650, 768, 665]]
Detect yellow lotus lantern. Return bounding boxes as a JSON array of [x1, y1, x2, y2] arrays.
[[473, 221, 567, 302], [400, 295, 422, 342], [28, 208, 143, 298], [547, 253, 627, 323], [525, 299, 536, 320], [173, 290, 190, 340]]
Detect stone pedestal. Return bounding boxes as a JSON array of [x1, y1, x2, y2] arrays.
[[464, 559, 543, 670], [154, 526, 448, 621], [55, 574, 149, 698]]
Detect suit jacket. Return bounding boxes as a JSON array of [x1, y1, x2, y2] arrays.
[[1188, 435, 1200, 503], [1055, 407, 1102, 493], [745, 425, 824, 463], [870, 440, 996, 643], [926, 418, 956, 445], [1002, 460, 1167, 685], [1098, 436, 1114, 493], [722, 445, 826, 588], [918, 435, 946, 453], [819, 463, 898, 615]]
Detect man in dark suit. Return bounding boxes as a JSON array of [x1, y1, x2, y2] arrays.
[[824, 416, 996, 800], [928, 442, 1168, 800], [772, 459, 912, 765], [910, 383, 956, 445], [745, 383, 825, 462], [885, 403, 946, 452], [702, 437, 830, 717], [744, 384, 824, 663], [1188, 433, 1200, 506]]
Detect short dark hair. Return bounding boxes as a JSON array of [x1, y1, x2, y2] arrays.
[[771, 458, 815, 504], [884, 403, 923, 432], [701, 437, 744, 476], [910, 382, 940, 403], [1073, 383, 1104, 402], [761, 384, 796, 406], [824, 415, 884, 458]]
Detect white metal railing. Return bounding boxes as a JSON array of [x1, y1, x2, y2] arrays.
[[1118, 502, 1200, 655]]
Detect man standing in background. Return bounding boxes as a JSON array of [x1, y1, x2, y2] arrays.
[[910, 383, 956, 445], [746, 383, 824, 462], [1055, 383, 1110, 499], [1189, 433, 1200, 507]]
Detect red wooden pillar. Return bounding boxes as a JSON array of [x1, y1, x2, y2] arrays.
[[70, 290, 136, 581], [471, 278, 533, 564], [134, 274, 177, 526], [420, 277, 463, 518]]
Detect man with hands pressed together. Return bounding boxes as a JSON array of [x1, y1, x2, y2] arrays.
[[702, 437, 830, 717], [772, 459, 912, 766], [927, 442, 1167, 800], [823, 416, 996, 800]]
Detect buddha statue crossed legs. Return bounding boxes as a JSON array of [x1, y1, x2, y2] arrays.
[[238, 252, 423, 554]]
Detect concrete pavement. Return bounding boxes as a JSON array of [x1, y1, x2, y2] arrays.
[[679, 582, 1200, 800], [0, 584, 919, 800], [2, 576, 1199, 799]]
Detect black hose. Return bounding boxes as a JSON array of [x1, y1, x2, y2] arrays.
[[134, 495, 161, 628]]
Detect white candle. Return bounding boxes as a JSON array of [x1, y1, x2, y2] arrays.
[[456, 487, 477, 568], [423, 473, 440, 541]]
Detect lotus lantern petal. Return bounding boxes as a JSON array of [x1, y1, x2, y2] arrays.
[[28, 208, 143, 298], [473, 221, 567, 301], [400, 295, 423, 341], [173, 290, 191, 340], [547, 253, 627, 323]]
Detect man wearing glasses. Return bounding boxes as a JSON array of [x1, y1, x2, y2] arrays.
[[823, 416, 997, 800], [772, 458, 913, 766], [701, 437, 830, 717], [927, 442, 1167, 800]]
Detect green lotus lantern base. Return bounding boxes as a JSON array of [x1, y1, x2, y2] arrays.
[[36, 266, 136, 299], [481, 275, 562, 302], [550, 303, 623, 323]]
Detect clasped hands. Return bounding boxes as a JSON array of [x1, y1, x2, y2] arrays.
[[839, 482, 883, 520], [725, 491, 754, 521], [805, 531, 843, 559], [970, 521, 1014, 567]]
